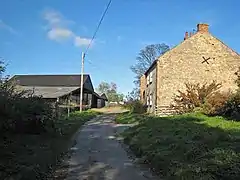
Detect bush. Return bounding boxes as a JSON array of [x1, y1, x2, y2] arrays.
[[124, 100, 146, 114], [0, 82, 55, 134], [173, 81, 223, 113], [221, 91, 240, 119], [203, 91, 231, 116], [219, 68, 240, 119]]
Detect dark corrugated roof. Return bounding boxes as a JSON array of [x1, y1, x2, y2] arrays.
[[100, 93, 108, 101], [17, 86, 80, 99], [10, 74, 89, 87]]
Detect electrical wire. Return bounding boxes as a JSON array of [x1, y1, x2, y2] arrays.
[[84, 0, 112, 55]]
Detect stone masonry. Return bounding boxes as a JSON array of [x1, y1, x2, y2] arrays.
[[140, 23, 240, 114], [140, 75, 146, 103]]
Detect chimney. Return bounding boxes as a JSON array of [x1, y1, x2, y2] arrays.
[[184, 31, 189, 40], [197, 23, 209, 33]]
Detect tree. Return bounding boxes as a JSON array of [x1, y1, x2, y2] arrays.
[[126, 88, 140, 101], [130, 43, 170, 86], [97, 82, 124, 102], [0, 60, 6, 83], [97, 82, 111, 95], [117, 93, 125, 102]]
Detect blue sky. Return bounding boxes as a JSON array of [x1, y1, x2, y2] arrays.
[[1, 0, 240, 94]]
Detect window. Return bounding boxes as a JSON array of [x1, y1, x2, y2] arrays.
[[147, 71, 153, 85], [143, 91, 145, 100], [146, 94, 153, 107], [146, 95, 149, 105], [149, 94, 153, 106], [150, 71, 153, 83], [147, 75, 150, 85]]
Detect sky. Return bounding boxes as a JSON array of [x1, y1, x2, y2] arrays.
[[1, 0, 240, 95]]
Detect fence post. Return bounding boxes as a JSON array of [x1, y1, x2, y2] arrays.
[[67, 98, 70, 118], [55, 98, 60, 120]]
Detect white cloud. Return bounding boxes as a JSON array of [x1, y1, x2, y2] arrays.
[[43, 9, 74, 28], [42, 8, 92, 47], [0, 19, 17, 34], [48, 28, 74, 41], [74, 36, 92, 47]]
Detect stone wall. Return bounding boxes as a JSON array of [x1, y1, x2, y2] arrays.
[[145, 65, 157, 113], [140, 74, 146, 103], [156, 31, 240, 107]]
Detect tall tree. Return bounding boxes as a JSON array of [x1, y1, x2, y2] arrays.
[[130, 43, 170, 86], [0, 60, 6, 83], [97, 82, 111, 95], [97, 82, 123, 102], [126, 88, 140, 101]]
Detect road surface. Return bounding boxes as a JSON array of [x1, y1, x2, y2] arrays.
[[66, 114, 157, 180]]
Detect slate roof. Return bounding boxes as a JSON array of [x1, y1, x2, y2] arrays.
[[100, 93, 108, 101], [18, 86, 80, 99], [9, 74, 108, 100], [10, 74, 89, 87]]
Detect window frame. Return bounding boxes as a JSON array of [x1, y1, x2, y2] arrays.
[[149, 71, 153, 83], [149, 93, 153, 106]]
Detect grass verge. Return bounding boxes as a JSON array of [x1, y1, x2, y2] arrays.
[[120, 112, 240, 180], [115, 112, 146, 124], [0, 110, 100, 180]]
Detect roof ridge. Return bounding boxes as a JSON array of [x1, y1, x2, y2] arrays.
[[158, 32, 199, 59], [210, 35, 240, 56]]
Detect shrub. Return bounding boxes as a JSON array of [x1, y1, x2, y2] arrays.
[[124, 100, 146, 114], [221, 91, 240, 119], [219, 68, 240, 119], [0, 82, 55, 134], [173, 81, 222, 113], [203, 91, 231, 116]]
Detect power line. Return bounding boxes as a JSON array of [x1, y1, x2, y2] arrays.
[[85, 0, 112, 55], [80, 0, 112, 111]]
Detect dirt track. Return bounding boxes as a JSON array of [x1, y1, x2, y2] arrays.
[[66, 112, 157, 180]]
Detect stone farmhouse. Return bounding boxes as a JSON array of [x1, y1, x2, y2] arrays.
[[140, 23, 240, 115]]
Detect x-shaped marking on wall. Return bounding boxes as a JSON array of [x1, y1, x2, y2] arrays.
[[202, 56, 211, 64]]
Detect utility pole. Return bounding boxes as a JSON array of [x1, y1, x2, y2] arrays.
[[80, 52, 85, 112]]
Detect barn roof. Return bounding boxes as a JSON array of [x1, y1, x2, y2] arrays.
[[10, 74, 89, 87], [100, 93, 108, 101], [18, 86, 80, 99], [8, 74, 97, 99]]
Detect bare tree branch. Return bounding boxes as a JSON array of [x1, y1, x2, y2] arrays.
[[130, 43, 170, 86]]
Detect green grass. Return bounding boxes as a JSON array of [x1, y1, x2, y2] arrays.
[[0, 110, 100, 180], [115, 112, 147, 124], [121, 112, 240, 180]]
